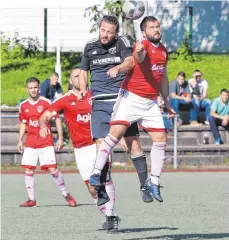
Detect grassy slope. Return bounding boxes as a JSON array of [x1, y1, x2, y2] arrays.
[[1, 54, 229, 106]]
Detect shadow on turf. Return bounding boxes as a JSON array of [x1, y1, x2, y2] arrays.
[[37, 203, 93, 207], [97, 227, 178, 233], [125, 233, 229, 240]]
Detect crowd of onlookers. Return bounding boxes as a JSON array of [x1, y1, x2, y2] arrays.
[[166, 69, 229, 144], [19, 69, 229, 145]]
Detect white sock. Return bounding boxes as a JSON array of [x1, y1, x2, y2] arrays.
[[93, 135, 118, 175], [105, 181, 116, 216], [51, 169, 68, 197], [150, 142, 166, 185], [92, 195, 106, 215], [25, 172, 35, 201]]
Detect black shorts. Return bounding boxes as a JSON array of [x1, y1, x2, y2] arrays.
[[91, 100, 139, 140]]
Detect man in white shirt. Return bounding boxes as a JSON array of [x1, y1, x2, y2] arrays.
[[188, 70, 211, 124]]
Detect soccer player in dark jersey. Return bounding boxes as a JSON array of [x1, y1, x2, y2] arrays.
[[79, 15, 153, 230]]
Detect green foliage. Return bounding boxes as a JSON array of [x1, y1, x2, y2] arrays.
[[0, 33, 40, 60], [169, 32, 199, 62], [84, 0, 123, 33]]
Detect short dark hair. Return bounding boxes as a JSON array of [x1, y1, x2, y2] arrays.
[[220, 88, 229, 94], [140, 16, 158, 31], [99, 15, 119, 32], [193, 69, 202, 75], [26, 77, 40, 85], [177, 71, 186, 78], [50, 72, 59, 78]]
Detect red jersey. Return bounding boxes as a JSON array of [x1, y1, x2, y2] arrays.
[[48, 91, 94, 148], [121, 40, 168, 99], [19, 97, 54, 148]]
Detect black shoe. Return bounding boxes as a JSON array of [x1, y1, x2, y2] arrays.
[[97, 185, 110, 206], [140, 186, 153, 203], [102, 216, 113, 230], [108, 216, 121, 233]]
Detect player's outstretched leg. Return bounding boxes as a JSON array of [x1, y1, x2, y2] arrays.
[[20, 169, 36, 207], [90, 134, 119, 187], [147, 142, 166, 202], [50, 168, 76, 207]]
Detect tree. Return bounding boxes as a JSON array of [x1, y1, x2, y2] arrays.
[[84, 0, 136, 44]]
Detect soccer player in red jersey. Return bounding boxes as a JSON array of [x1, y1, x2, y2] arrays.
[[39, 68, 119, 232], [89, 16, 176, 202], [18, 77, 76, 207]]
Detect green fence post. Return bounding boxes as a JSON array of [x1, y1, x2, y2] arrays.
[[44, 8, 48, 53]]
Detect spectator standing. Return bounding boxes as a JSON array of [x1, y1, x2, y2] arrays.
[[40, 72, 63, 101], [170, 72, 201, 126], [209, 89, 229, 144], [188, 70, 211, 124]]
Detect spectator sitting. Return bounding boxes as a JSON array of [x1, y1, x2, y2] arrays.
[[40, 72, 63, 101], [209, 89, 229, 145], [170, 71, 201, 126], [188, 69, 211, 125]]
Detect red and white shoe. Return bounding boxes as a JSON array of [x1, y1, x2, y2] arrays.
[[20, 199, 37, 207], [64, 193, 76, 207]]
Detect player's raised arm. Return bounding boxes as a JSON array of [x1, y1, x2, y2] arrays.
[[133, 41, 146, 63], [107, 56, 135, 78]]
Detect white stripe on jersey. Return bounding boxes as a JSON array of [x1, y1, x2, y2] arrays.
[[119, 36, 131, 47]]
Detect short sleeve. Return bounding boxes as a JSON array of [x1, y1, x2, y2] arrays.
[[48, 97, 65, 116], [19, 105, 27, 123], [211, 98, 218, 111], [203, 80, 208, 89], [80, 44, 90, 71], [117, 37, 132, 60]]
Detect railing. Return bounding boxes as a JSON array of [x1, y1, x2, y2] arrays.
[[1, 114, 179, 169]]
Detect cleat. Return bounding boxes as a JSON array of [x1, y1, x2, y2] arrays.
[[108, 216, 121, 233], [97, 185, 110, 206], [64, 193, 77, 207], [20, 199, 36, 207], [102, 216, 113, 230], [89, 174, 101, 189], [147, 179, 163, 202], [140, 186, 153, 203]]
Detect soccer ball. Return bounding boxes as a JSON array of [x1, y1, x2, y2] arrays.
[[122, 0, 146, 20]]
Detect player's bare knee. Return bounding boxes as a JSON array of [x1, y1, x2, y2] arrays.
[[109, 124, 127, 140]]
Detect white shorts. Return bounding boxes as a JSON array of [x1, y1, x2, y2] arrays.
[[111, 89, 165, 132], [21, 146, 57, 170], [74, 144, 97, 182]]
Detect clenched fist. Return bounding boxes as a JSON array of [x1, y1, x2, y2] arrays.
[[135, 41, 145, 53]]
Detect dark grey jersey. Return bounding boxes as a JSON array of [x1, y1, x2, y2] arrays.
[[80, 36, 132, 99]]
